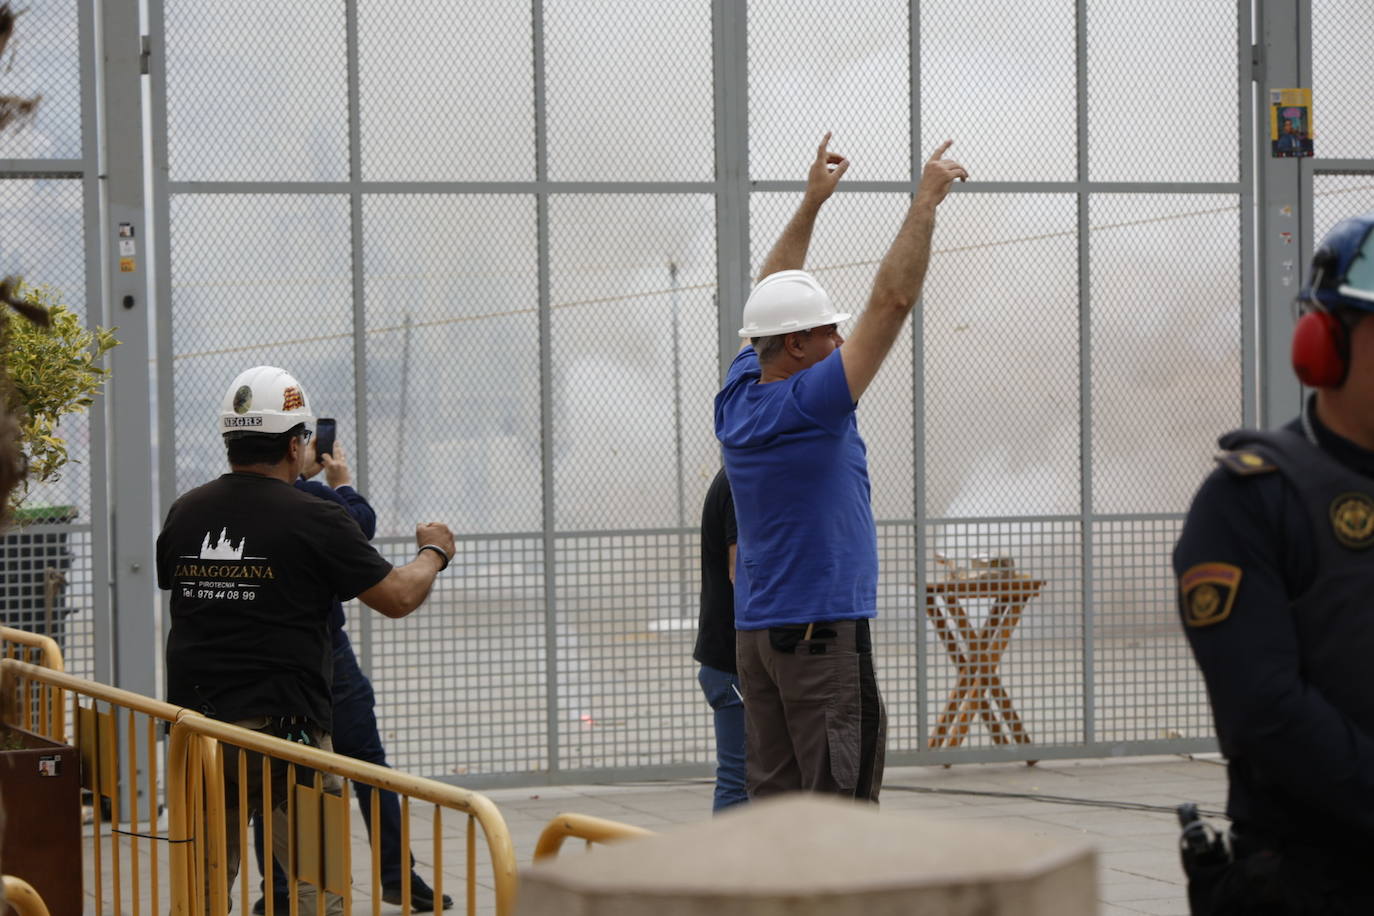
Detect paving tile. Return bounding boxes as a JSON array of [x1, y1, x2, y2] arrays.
[[1113, 896, 1192, 915], [1102, 878, 1188, 902], [94, 754, 1219, 915]]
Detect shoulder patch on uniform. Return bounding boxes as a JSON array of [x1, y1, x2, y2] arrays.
[[1330, 492, 1374, 549], [1179, 562, 1242, 628], [1215, 450, 1276, 476]]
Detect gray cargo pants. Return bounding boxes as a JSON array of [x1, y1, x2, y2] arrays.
[[736, 618, 886, 802]]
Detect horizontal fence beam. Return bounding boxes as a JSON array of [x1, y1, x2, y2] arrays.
[[0, 159, 87, 175], [165, 180, 1246, 197], [370, 513, 1189, 547], [1310, 158, 1374, 174], [428, 740, 1219, 791], [167, 180, 719, 195]]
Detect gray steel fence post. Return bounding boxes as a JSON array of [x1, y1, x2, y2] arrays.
[[147, 0, 175, 654], [532, 0, 560, 778], [1076, 0, 1097, 746], [100, 0, 158, 819], [78, 0, 113, 686], [1255, 0, 1308, 428], [713, 0, 749, 379], [910, 0, 930, 757], [344, 0, 375, 676], [1239, 0, 1258, 429]]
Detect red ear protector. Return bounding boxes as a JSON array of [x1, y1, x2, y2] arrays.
[[1291, 302, 1351, 388]]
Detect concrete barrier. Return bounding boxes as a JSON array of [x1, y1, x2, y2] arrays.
[[519, 794, 1096, 916]]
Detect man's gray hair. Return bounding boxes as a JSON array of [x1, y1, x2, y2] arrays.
[[753, 332, 795, 365]]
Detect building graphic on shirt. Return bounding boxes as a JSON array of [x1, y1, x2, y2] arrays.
[[199, 528, 246, 560], [174, 528, 274, 583]]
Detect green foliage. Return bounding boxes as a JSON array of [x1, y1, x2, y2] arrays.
[[1, 283, 118, 512]]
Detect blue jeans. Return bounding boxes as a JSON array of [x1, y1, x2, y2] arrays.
[[698, 664, 748, 812], [254, 641, 410, 900]]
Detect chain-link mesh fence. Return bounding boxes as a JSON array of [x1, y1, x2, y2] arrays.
[[1314, 174, 1374, 243], [921, 0, 1077, 184], [546, 3, 714, 183], [362, 194, 543, 534], [163, 2, 348, 182], [0, 3, 82, 160], [148, 0, 1261, 784], [549, 193, 718, 532], [358, 2, 535, 182], [1086, 0, 1237, 184], [0, 1, 103, 682], [1089, 195, 1243, 515], [1311, 0, 1374, 162], [748, 1, 911, 182]]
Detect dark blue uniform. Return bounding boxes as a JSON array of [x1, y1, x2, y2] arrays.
[[1174, 401, 1374, 913], [253, 479, 450, 911]]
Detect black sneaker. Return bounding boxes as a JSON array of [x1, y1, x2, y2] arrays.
[[252, 897, 287, 915], [381, 874, 453, 911], [250, 899, 265, 916]]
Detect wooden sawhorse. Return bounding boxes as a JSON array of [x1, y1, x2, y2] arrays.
[[924, 575, 1046, 752]]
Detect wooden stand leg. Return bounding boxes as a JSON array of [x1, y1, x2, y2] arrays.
[[926, 593, 976, 749]]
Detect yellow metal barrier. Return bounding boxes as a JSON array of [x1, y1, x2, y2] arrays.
[[1, 659, 521, 916], [167, 715, 519, 916], [0, 627, 65, 737], [1, 875, 53, 916], [531, 813, 654, 863], [0, 657, 186, 916]]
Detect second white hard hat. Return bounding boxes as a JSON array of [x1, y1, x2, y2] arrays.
[[738, 270, 850, 338]]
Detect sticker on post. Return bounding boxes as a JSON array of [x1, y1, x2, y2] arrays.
[[119, 258, 136, 273], [119, 239, 136, 257], [118, 222, 135, 239], [37, 755, 61, 777], [1269, 88, 1314, 158]]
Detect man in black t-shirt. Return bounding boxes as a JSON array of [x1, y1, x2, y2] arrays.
[[158, 365, 455, 915], [692, 468, 746, 811]]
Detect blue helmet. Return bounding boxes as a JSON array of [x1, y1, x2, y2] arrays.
[[1300, 212, 1374, 313]]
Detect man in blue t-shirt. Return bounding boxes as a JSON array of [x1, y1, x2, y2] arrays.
[[715, 134, 966, 801]]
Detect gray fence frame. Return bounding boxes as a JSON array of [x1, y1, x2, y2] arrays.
[[5, 0, 1351, 786], [137, 0, 1266, 786]]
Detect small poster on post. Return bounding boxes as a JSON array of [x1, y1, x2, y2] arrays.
[[1270, 88, 1314, 158]]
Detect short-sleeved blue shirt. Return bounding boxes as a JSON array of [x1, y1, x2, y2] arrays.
[[714, 346, 878, 629]]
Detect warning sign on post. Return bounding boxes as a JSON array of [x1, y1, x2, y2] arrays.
[[1270, 88, 1314, 158]]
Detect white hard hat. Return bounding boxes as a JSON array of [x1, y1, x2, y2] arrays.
[[219, 366, 314, 438], [738, 270, 850, 338]]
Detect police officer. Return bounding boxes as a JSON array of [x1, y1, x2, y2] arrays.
[[1174, 212, 1374, 914]]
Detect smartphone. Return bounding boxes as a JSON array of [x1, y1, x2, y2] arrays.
[[315, 417, 336, 460]]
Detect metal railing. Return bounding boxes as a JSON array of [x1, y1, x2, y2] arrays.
[[0, 627, 66, 738], [0, 659, 521, 916], [0, 657, 185, 916], [1, 875, 53, 916], [531, 813, 654, 863], [166, 714, 519, 916]]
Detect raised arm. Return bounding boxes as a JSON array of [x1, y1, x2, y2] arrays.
[[840, 140, 966, 403], [756, 132, 849, 282]]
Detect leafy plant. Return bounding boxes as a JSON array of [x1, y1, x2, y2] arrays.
[[0, 283, 118, 513]]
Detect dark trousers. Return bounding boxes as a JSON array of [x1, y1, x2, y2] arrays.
[[255, 641, 409, 900], [229, 720, 342, 915], [697, 664, 748, 812], [736, 619, 886, 802]]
